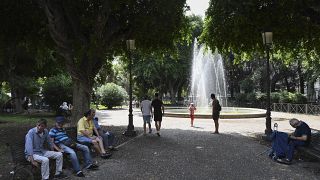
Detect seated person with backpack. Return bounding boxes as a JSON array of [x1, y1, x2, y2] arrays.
[[93, 117, 117, 151], [273, 118, 311, 164], [49, 116, 98, 177], [77, 109, 111, 159]]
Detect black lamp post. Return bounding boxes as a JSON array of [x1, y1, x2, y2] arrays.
[[124, 39, 136, 137], [261, 31, 273, 135]]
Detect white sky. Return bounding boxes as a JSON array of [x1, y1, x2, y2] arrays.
[[186, 0, 210, 18]]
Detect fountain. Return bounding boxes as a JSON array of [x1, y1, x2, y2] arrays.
[[165, 40, 266, 119]]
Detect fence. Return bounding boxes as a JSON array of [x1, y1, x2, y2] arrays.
[[272, 103, 320, 115]]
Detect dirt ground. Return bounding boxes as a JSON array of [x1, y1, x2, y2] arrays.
[[0, 119, 140, 180]]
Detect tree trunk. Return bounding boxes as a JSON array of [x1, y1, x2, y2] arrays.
[[71, 78, 91, 125], [297, 59, 304, 94], [307, 80, 316, 102]]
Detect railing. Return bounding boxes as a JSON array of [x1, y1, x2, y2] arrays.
[[272, 103, 320, 115]]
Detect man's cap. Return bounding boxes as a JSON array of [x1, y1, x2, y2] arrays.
[[55, 116, 65, 123], [94, 117, 98, 121]]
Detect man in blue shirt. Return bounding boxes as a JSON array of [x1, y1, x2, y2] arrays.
[[49, 116, 98, 177], [93, 117, 117, 151], [278, 118, 311, 164], [25, 119, 66, 180]]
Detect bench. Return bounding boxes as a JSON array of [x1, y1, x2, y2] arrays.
[[296, 129, 320, 160], [6, 140, 55, 180]]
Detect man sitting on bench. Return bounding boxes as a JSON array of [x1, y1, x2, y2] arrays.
[[25, 119, 67, 180], [49, 116, 98, 177], [77, 109, 111, 159], [278, 118, 311, 164]]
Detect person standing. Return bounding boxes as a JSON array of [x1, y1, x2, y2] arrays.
[[141, 96, 153, 135], [151, 93, 164, 136], [188, 103, 197, 127], [24, 119, 67, 180], [211, 93, 220, 134]]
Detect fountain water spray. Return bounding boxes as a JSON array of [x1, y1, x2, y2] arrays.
[[190, 39, 228, 107]]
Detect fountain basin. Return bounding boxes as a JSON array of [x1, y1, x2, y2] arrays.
[[164, 107, 266, 119]]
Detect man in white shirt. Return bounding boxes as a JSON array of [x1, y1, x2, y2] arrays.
[[140, 96, 153, 134]]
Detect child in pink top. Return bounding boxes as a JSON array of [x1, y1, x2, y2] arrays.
[[188, 103, 197, 127]]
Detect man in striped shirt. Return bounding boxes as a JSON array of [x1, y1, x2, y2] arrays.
[[49, 116, 98, 177]]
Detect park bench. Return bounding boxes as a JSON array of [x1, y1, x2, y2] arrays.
[[6, 140, 55, 180], [6, 127, 84, 180], [296, 128, 320, 160]]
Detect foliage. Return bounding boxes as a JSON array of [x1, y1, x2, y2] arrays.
[[202, 0, 320, 55], [35, 0, 188, 121], [234, 91, 307, 105], [239, 77, 255, 93], [96, 83, 128, 109], [42, 74, 73, 111], [0, 90, 10, 108]]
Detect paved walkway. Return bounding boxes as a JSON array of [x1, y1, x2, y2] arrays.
[[96, 108, 320, 136], [78, 108, 320, 180]]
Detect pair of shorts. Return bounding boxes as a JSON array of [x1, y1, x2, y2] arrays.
[[212, 113, 220, 121], [143, 115, 151, 123], [153, 113, 162, 122], [77, 135, 95, 143]]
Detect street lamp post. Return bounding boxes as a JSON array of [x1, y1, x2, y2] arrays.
[[124, 39, 136, 137], [261, 31, 273, 135]]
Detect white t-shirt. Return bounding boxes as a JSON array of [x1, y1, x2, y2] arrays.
[[141, 100, 152, 116]]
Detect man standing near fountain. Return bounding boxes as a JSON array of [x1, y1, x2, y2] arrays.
[[151, 93, 164, 137], [211, 93, 221, 134]]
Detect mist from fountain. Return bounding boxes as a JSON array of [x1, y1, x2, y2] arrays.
[[190, 39, 228, 107]]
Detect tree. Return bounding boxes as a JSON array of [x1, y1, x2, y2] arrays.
[[37, 0, 187, 122], [96, 83, 128, 109], [0, 0, 61, 112]]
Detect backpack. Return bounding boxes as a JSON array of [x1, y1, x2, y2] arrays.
[[216, 101, 222, 111]]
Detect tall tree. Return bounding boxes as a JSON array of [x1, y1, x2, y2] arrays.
[[37, 0, 187, 122]]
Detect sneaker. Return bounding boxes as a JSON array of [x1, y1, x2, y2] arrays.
[[101, 152, 112, 159], [157, 132, 160, 137], [276, 158, 292, 165], [149, 129, 152, 134], [86, 164, 99, 170], [76, 171, 85, 177], [54, 172, 68, 179]]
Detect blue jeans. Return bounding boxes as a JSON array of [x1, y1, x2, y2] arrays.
[[60, 143, 93, 172], [287, 140, 305, 161], [100, 129, 115, 148]]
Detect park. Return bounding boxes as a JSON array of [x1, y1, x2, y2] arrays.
[[0, 0, 320, 179]]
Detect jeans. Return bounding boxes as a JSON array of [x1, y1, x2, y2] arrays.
[[99, 129, 115, 148], [60, 143, 93, 172], [287, 140, 305, 161]]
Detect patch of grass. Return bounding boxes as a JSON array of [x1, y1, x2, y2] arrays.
[[0, 113, 56, 126]]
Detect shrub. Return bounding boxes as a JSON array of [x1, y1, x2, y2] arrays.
[[291, 93, 308, 104], [279, 91, 291, 103], [96, 83, 128, 109], [0, 90, 10, 108], [270, 92, 280, 103], [42, 74, 73, 111]]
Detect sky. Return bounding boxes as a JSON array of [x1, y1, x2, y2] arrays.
[[186, 0, 210, 17]]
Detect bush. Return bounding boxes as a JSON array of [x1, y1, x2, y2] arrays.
[[96, 83, 128, 109], [291, 93, 308, 104], [276, 91, 307, 104], [0, 90, 10, 108], [42, 74, 73, 111], [270, 92, 280, 103]]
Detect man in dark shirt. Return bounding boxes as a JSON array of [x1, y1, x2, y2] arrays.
[[279, 118, 311, 164], [151, 93, 164, 137]]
